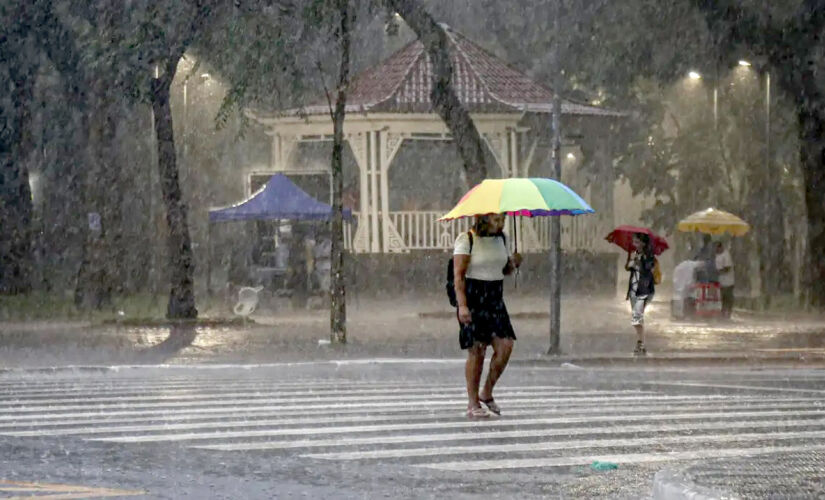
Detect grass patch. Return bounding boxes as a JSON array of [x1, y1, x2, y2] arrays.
[[101, 317, 253, 327], [0, 292, 233, 323]]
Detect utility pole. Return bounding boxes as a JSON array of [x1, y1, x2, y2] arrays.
[[548, 0, 562, 355]]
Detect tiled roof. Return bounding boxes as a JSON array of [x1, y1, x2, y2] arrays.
[[262, 26, 620, 118]]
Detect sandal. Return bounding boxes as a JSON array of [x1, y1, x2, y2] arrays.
[[466, 406, 491, 419], [480, 398, 501, 416]]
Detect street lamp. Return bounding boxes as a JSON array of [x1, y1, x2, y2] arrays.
[[688, 71, 702, 80], [738, 60, 752, 67]]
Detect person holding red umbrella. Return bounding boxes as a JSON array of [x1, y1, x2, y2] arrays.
[[607, 226, 667, 356], [624, 233, 657, 356]]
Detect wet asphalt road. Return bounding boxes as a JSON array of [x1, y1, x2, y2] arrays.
[[1, 361, 825, 499]]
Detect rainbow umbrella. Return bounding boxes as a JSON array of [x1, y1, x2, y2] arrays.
[[438, 178, 594, 221], [439, 178, 594, 262]]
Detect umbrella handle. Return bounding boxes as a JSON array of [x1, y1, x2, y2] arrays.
[[512, 214, 519, 289], [512, 214, 518, 254]]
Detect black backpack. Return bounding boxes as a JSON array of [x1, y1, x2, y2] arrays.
[[446, 232, 473, 307], [446, 232, 506, 306]]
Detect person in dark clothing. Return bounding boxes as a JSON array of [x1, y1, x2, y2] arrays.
[[625, 233, 656, 356], [693, 234, 718, 283], [715, 241, 735, 318]]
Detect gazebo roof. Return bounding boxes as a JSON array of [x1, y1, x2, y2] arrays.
[[255, 26, 620, 119]]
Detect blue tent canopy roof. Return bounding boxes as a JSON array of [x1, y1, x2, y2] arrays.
[[209, 173, 351, 222]]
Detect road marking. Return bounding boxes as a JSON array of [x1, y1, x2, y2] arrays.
[[4, 401, 820, 437], [0, 394, 735, 421], [1, 389, 649, 413], [643, 381, 825, 394], [0, 480, 143, 498], [0, 381, 479, 397], [197, 417, 825, 451], [304, 429, 825, 460], [0, 387, 596, 406], [419, 444, 825, 471], [90, 408, 825, 443], [0, 397, 805, 431], [5, 376, 825, 476]]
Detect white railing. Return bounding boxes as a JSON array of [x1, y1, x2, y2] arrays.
[[527, 214, 612, 252], [390, 211, 472, 250], [383, 211, 610, 252], [343, 213, 358, 251]]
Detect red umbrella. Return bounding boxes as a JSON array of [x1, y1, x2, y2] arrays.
[[606, 225, 669, 255]]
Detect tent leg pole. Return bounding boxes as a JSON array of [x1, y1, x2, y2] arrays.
[[206, 225, 212, 297]]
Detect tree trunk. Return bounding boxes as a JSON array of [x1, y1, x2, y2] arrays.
[[0, 59, 35, 294], [75, 83, 121, 310], [151, 67, 198, 319], [330, 0, 352, 344], [797, 105, 825, 308], [384, 0, 488, 185]]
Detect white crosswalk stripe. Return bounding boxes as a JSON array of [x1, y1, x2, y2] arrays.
[[2, 376, 824, 473]]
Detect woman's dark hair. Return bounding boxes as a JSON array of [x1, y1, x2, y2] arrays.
[[473, 215, 503, 236], [635, 232, 653, 256]]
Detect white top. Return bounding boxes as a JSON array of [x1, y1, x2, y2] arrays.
[[453, 232, 509, 281], [672, 260, 701, 300], [715, 250, 734, 287]]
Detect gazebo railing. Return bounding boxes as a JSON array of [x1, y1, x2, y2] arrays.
[[526, 214, 611, 252], [341, 212, 609, 252], [343, 216, 355, 251], [390, 211, 472, 250], [379, 211, 609, 252]]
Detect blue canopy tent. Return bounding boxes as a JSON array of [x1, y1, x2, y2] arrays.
[[208, 173, 351, 222], [207, 174, 351, 293]]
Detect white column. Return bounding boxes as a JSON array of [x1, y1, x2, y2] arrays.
[[348, 133, 370, 253], [380, 132, 407, 253], [379, 132, 390, 253], [509, 130, 523, 251], [370, 131, 380, 253], [509, 130, 519, 178], [500, 132, 510, 178], [271, 134, 296, 171]]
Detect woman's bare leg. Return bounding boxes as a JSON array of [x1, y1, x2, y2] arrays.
[[465, 343, 487, 408], [480, 337, 514, 401], [634, 324, 644, 344]]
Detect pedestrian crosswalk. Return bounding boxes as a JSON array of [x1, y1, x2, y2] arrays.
[[3, 374, 825, 473]]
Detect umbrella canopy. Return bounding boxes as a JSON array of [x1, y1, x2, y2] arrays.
[[677, 208, 750, 237], [438, 178, 594, 221], [208, 173, 351, 222], [606, 225, 669, 255]]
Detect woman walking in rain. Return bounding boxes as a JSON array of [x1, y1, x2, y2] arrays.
[[453, 214, 522, 418], [625, 232, 656, 356]]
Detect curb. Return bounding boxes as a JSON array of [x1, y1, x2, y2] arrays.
[[4, 353, 823, 375], [510, 352, 825, 367], [652, 469, 727, 500]]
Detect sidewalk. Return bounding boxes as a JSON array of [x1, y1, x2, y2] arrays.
[[653, 450, 825, 499], [2, 293, 825, 368]]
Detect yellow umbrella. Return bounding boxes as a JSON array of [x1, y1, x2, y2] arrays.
[[677, 208, 750, 236]]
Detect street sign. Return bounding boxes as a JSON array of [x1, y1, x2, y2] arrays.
[[88, 212, 102, 232]]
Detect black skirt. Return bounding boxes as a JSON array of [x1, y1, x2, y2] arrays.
[[458, 278, 516, 350]]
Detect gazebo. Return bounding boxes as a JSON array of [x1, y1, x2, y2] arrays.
[[247, 26, 621, 256]]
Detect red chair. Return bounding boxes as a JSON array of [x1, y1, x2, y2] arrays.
[[692, 282, 722, 318]]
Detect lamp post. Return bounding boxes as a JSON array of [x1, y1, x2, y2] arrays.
[[548, 0, 563, 355]]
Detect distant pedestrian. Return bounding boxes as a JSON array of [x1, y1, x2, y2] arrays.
[[693, 234, 718, 283], [625, 233, 656, 356], [715, 241, 735, 318], [453, 214, 522, 419], [313, 227, 332, 293]]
